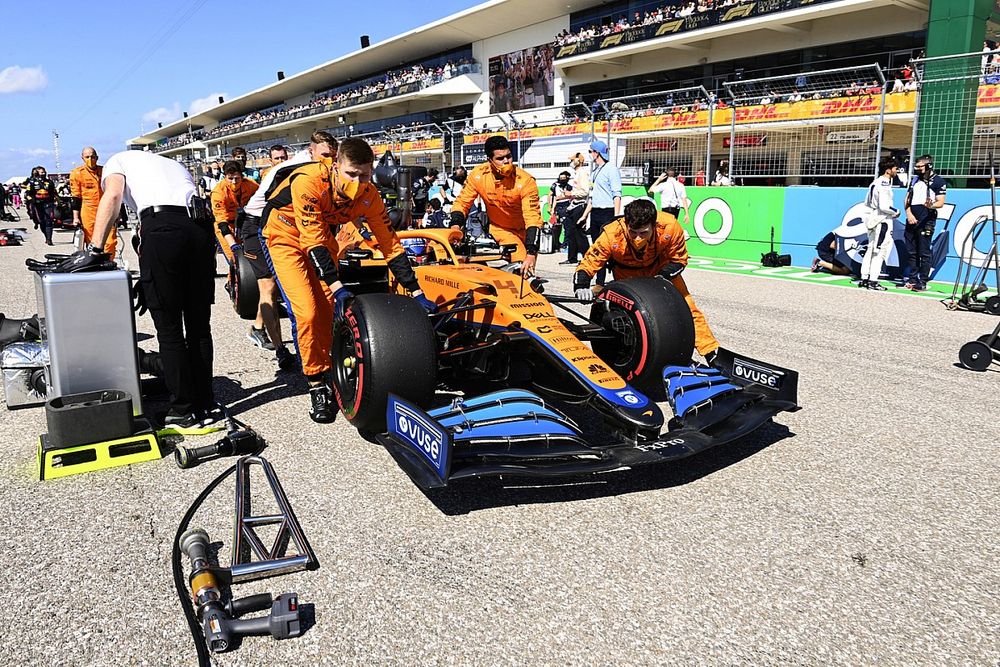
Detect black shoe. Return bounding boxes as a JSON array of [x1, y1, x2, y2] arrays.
[[868, 281, 887, 291], [198, 403, 229, 428], [309, 385, 336, 423], [559, 259, 575, 265], [247, 326, 275, 351], [45, 240, 53, 246], [275, 346, 296, 371], [858, 279, 870, 289], [163, 411, 200, 429]]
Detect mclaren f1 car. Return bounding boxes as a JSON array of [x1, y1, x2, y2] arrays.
[[329, 227, 799, 489]]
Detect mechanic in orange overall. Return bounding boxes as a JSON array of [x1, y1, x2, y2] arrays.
[[70, 147, 116, 254], [261, 137, 436, 423], [450, 135, 543, 276], [573, 197, 720, 362], [211, 160, 259, 264]]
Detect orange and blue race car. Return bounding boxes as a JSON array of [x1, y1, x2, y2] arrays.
[[329, 227, 799, 489]]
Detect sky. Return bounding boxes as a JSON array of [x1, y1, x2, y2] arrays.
[[0, 0, 478, 181]]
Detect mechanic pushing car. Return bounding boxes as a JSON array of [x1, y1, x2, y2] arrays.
[[573, 197, 720, 362], [261, 137, 435, 423], [212, 160, 259, 265], [449, 135, 543, 277]]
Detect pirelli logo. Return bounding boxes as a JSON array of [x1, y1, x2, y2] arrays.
[[722, 3, 755, 21], [600, 34, 624, 49], [556, 44, 578, 58], [655, 20, 684, 36]]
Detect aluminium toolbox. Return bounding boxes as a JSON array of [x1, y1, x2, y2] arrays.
[[1, 341, 48, 409], [34, 270, 143, 416]]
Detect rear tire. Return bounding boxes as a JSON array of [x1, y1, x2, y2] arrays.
[[332, 294, 437, 431], [230, 250, 259, 320], [590, 277, 695, 395]]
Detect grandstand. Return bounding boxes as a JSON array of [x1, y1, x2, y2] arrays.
[[130, 0, 1000, 187]]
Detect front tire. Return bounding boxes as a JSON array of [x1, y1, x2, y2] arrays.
[[590, 277, 695, 394], [332, 294, 437, 431]]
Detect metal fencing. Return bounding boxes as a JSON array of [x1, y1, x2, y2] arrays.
[[152, 49, 1000, 187], [723, 63, 886, 184], [597, 87, 714, 185], [911, 49, 1000, 182]]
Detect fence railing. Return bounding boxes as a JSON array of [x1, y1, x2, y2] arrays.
[[166, 49, 1000, 187], [910, 49, 1000, 181]]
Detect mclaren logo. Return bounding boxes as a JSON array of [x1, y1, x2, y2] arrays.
[[600, 34, 624, 49], [722, 3, 755, 20], [557, 44, 578, 58], [655, 19, 684, 36]]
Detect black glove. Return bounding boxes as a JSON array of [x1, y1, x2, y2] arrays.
[[450, 210, 466, 229], [658, 262, 684, 280], [307, 246, 338, 284], [133, 283, 147, 316], [573, 270, 592, 296], [54, 248, 111, 273], [524, 226, 540, 255]]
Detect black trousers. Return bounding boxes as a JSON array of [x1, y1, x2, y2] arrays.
[[562, 203, 589, 262], [37, 203, 55, 242], [590, 207, 617, 284], [904, 219, 936, 286], [138, 212, 216, 415]]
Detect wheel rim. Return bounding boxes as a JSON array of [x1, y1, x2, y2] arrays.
[[333, 320, 360, 410], [605, 308, 639, 366]]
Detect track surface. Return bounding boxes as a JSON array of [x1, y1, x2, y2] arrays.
[[0, 219, 997, 666]]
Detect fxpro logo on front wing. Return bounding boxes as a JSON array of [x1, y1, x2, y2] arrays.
[[389, 399, 449, 478]]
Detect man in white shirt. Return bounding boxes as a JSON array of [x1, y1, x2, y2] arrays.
[[648, 167, 690, 223], [859, 157, 900, 290], [72, 150, 218, 429], [241, 131, 337, 369]]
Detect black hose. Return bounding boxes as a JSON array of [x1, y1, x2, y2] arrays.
[[171, 463, 238, 667]]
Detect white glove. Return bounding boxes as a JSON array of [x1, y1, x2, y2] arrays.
[[575, 288, 593, 302]]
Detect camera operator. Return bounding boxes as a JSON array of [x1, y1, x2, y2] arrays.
[[903, 154, 946, 291]]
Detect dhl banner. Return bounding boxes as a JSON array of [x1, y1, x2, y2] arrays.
[[463, 87, 1000, 145], [371, 137, 444, 154]]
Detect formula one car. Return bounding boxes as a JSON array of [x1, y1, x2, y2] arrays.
[[329, 228, 798, 489]]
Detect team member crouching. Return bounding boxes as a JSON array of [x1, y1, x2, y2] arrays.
[[860, 157, 900, 290], [262, 137, 436, 423], [450, 135, 543, 276], [573, 198, 720, 362]]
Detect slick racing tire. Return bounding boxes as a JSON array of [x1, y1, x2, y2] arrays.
[[229, 249, 259, 320], [590, 277, 695, 394], [333, 293, 437, 432]]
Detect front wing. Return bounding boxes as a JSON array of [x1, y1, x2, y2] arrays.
[[375, 349, 799, 490]]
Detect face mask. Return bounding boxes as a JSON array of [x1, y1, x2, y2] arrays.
[[629, 227, 652, 250], [318, 155, 334, 169], [335, 177, 361, 201], [558, 179, 569, 185], [212, 170, 220, 176], [492, 162, 514, 178], [84, 157, 98, 168]]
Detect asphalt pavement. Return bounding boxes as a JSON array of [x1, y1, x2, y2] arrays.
[[0, 216, 996, 666]]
